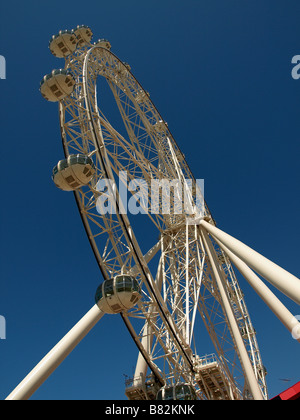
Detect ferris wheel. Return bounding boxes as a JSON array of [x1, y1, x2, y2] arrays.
[[6, 26, 300, 401]]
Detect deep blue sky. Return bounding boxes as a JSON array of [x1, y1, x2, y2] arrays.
[[0, 0, 299, 400]]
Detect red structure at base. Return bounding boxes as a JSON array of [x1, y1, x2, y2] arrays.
[[271, 382, 300, 400]]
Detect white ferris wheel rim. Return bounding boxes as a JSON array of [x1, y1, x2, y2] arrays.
[[57, 43, 267, 400]]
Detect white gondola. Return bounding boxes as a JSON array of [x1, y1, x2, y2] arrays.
[[74, 25, 93, 45], [94, 38, 111, 50], [52, 154, 95, 191], [156, 384, 197, 400], [40, 69, 76, 102], [49, 30, 77, 58], [95, 275, 141, 314]]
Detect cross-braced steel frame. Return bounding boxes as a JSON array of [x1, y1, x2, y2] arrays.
[[6, 38, 300, 401]]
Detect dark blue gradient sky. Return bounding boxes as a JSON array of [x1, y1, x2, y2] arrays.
[[0, 0, 299, 400]]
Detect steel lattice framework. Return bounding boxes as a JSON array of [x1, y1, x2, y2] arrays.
[[55, 42, 268, 400], [8, 28, 300, 402]]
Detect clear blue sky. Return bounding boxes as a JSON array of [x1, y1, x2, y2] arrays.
[[0, 0, 299, 400]]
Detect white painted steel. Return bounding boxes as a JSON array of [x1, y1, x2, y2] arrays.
[[200, 228, 264, 400], [212, 237, 300, 343], [30, 31, 272, 400], [57, 42, 268, 399], [6, 305, 104, 400], [200, 220, 300, 305]]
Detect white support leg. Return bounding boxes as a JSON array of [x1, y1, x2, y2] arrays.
[[200, 228, 264, 400], [6, 304, 104, 400], [213, 237, 300, 343], [200, 220, 300, 305]]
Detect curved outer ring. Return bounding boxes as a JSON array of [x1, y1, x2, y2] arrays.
[[81, 46, 196, 370], [58, 44, 267, 398]]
